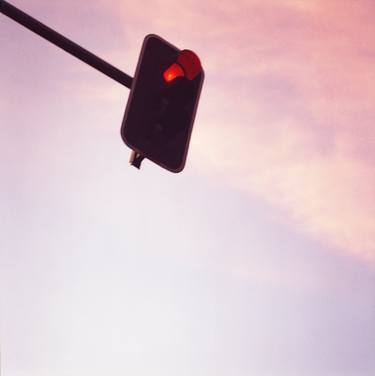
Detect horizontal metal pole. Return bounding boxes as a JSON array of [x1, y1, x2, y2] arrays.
[[0, 0, 133, 88]]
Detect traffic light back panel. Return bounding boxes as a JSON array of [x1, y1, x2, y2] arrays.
[[121, 34, 204, 173]]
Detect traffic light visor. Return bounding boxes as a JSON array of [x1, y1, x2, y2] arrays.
[[177, 50, 202, 80]]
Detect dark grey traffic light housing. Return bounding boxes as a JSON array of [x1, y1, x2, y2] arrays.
[[121, 34, 204, 173]]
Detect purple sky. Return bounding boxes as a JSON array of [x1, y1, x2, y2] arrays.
[[1, 1, 375, 375]]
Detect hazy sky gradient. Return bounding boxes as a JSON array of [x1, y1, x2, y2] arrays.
[[1, 1, 374, 376]]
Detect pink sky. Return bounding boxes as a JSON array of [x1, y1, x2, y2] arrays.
[[186, 0, 375, 262], [1, 1, 375, 376]]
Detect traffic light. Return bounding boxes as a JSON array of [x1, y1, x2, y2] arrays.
[[121, 34, 204, 173]]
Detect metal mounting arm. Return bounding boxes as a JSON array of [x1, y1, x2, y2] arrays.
[[0, 0, 133, 88]]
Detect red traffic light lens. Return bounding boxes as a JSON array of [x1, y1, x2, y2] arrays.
[[163, 63, 185, 82], [163, 50, 202, 83]]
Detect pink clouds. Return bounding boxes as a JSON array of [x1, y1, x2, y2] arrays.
[[188, 0, 375, 262]]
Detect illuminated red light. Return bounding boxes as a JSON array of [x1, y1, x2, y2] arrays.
[[163, 62, 185, 82], [163, 49, 202, 83]]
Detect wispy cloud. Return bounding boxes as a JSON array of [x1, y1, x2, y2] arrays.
[[190, 0, 375, 262]]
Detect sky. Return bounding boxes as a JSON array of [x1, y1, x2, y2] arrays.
[[1, 0, 375, 375]]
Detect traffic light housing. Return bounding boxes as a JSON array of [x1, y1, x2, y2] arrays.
[[121, 34, 204, 173]]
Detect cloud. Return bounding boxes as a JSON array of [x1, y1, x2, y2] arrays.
[[189, 0, 375, 263]]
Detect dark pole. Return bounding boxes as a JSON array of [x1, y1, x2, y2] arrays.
[[0, 0, 133, 88]]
